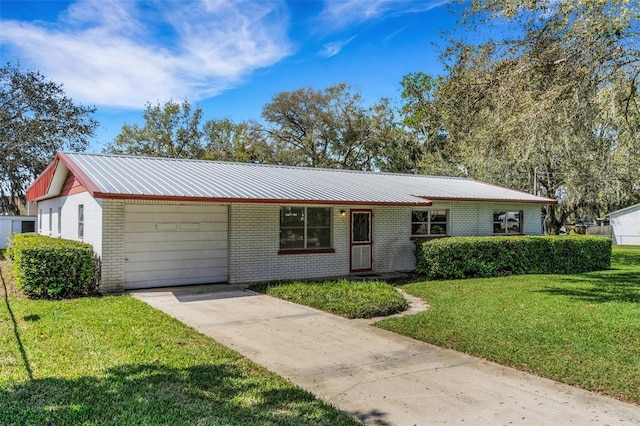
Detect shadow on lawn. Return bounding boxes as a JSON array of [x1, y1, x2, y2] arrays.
[[1, 265, 34, 381], [537, 270, 640, 304], [0, 363, 360, 426]]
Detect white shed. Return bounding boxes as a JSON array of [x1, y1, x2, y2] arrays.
[[0, 216, 37, 249], [608, 203, 640, 245]]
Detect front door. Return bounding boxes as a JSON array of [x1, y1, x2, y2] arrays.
[[350, 210, 372, 272]]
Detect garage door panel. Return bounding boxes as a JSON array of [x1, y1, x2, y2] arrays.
[[124, 222, 227, 233], [124, 230, 227, 243], [125, 274, 228, 289], [125, 239, 227, 254], [125, 266, 225, 283], [126, 257, 227, 274], [124, 204, 228, 289], [125, 248, 226, 263], [125, 212, 227, 223], [125, 204, 225, 214]]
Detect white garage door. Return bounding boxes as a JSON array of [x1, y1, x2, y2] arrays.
[[124, 204, 228, 289]]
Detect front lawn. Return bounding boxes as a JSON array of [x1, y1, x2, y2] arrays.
[[377, 245, 640, 405], [249, 279, 408, 319], [0, 259, 359, 425]]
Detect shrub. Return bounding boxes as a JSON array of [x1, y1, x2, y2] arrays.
[[415, 236, 611, 280], [11, 234, 96, 298]]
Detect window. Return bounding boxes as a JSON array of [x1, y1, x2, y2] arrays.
[[48, 208, 53, 234], [21, 221, 35, 233], [411, 210, 448, 236], [78, 204, 84, 239], [493, 211, 523, 234], [58, 207, 62, 236], [280, 207, 331, 250]]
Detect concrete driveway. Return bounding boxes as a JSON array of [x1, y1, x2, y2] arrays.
[[130, 284, 640, 425]]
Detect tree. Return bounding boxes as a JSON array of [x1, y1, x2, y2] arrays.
[[369, 97, 424, 174], [0, 62, 97, 215], [203, 118, 274, 163], [261, 83, 380, 170], [105, 100, 205, 159], [405, 0, 640, 233], [107, 100, 276, 165]]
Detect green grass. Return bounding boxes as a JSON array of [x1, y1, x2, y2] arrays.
[[249, 279, 408, 319], [377, 245, 640, 405], [0, 265, 359, 425]]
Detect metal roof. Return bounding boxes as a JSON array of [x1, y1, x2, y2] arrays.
[[27, 152, 555, 205], [607, 202, 640, 217]]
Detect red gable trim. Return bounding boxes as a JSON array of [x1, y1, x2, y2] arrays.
[[26, 152, 101, 201], [57, 152, 101, 196], [26, 157, 58, 201], [60, 172, 87, 196]]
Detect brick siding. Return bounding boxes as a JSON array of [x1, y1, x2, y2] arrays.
[[100, 199, 125, 294]]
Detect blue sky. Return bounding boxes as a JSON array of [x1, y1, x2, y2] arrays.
[[1, 0, 459, 151]]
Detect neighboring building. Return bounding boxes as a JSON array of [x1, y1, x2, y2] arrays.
[[608, 203, 640, 245], [0, 216, 37, 249], [26, 152, 555, 293]]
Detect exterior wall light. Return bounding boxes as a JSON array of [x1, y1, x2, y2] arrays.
[[339, 209, 346, 217]]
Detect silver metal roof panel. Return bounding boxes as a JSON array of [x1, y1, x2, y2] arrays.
[[60, 152, 553, 205]]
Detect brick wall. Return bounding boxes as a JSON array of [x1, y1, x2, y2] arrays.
[[228, 202, 545, 283], [448, 202, 543, 236], [370, 206, 416, 272], [34, 196, 546, 288], [100, 199, 125, 294], [229, 203, 351, 283]]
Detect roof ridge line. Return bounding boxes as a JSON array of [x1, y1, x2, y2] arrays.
[[61, 152, 472, 180]]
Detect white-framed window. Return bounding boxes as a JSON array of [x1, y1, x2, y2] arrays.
[[57, 207, 62, 236], [48, 208, 53, 234], [411, 210, 448, 236], [280, 207, 332, 250], [78, 204, 84, 239], [493, 211, 523, 234]]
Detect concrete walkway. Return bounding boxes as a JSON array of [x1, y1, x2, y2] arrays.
[[130, 284, 640, 425]]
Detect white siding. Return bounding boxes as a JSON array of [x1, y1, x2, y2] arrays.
[[37, 192, 103, 255], [610, 205, 640, 245]]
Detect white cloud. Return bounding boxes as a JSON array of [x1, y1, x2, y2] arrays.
[[318, 0, 447, 31], [0, 0, 292, 108], [319, 36, 357, 58]]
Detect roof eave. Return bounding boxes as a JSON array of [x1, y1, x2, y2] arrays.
[[606, 202, 640, 217], [425, 196, 557, 204], [93, 192, 433, 206]]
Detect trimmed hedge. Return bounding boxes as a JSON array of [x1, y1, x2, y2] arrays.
[[415, 236, 611, 280], [11, 234, 96, 298]]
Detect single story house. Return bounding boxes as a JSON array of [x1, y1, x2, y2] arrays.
[[608, 203, 640, 245], [26, 152, 554, 293], [0, 216, 37, 249]]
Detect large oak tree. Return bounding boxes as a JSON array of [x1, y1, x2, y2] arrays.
[[0, 62, 97, 214], [403, 0, 640, 233], [262, 83, 382, 170]]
